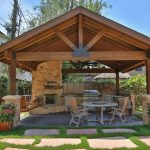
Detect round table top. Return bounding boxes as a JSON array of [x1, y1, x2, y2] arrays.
[[82, 101, 118, 107]]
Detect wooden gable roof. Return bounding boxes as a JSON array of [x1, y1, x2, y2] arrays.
[[0, 6, 150, 72]]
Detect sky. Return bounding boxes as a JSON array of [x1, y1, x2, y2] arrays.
[[0, 0, 150, 37]]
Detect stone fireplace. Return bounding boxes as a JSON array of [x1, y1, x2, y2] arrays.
[[30, 61, 66, 114], [44, 94, 57, 105]]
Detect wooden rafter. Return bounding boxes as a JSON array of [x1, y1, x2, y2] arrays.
[[56, 30, 78, 51], [78, 14, 83, 49], [120, 61, 145, 73], [56, 14, 104, 56], [83, 31, 105, 51]]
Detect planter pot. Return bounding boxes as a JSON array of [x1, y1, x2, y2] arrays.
[[0, 122, 12, 131]]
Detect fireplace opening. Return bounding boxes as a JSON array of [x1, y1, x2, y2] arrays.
[[44, 94, 57, 104]]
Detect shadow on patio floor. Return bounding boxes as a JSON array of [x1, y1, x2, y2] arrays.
[[19, 112, 143, 127]]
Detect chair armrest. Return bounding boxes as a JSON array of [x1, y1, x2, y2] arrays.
[[78, 108, 88, 112], [77, 106, 83, 109]]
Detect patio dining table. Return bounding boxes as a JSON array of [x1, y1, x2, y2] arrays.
[[82, 101, 118, 124]]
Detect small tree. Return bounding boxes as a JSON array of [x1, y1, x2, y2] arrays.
[[120, 74, 146, 110]]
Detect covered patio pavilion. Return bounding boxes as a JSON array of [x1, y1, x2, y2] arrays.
[[0, 7, 150, 126]]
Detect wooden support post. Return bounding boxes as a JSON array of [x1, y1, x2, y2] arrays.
[[146, 59, 150, 94], [9, 59, 16, 95], [116, 70, 120, 95]]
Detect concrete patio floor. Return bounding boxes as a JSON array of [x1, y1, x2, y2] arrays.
[[19, 112, 143, 127]]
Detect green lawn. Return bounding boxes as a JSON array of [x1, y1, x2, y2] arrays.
[[0, 125, 150, 150]]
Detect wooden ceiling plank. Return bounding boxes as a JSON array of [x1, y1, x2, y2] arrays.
[[22, 32, 79, 53], [13, 18, 78, 52], [84, 18, 149, 50], [0, 7, 81, 53], [16, 51, 146, 61]]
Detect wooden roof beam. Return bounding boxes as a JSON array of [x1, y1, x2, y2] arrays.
[[62, 68, 115, 73], [120, 61, 145, 73], [16, 51, 146, 61], [4, 50, 37, 70]]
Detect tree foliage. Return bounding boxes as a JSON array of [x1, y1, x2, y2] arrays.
[[27, 0, 111, 29]]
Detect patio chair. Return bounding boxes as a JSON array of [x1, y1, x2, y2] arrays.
[[109, 97, 129, 124], [20, 96, 44, 112], [65, 96, 90, 127], [102, 93, 113, 102]]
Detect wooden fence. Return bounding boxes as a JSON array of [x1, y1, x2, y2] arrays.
[[63, 82, 116, 94]]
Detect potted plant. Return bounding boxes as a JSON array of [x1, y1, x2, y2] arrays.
[[0, 103, 16, 131]]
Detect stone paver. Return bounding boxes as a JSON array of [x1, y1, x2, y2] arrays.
[[139, 136, 150, 146], [102, 128, 137, 133], [35, 138, 81, 147], [24, 129, 59, 136], [4, 148, 29, 150], [0, 138, 35, 145], [88, 137, 137, 149], [67, 129, 97, 135]]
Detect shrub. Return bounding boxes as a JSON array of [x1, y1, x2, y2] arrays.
[[0, 103, 16, 122], [120, 74, 146, 110]]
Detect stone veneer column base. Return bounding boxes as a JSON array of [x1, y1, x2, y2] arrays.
[[2, 95, 21, 127], [142, 94, 150, 125]]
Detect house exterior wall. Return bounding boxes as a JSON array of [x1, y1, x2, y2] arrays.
[[0, 32, 9, 45], [30, 61, 66, 114]]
